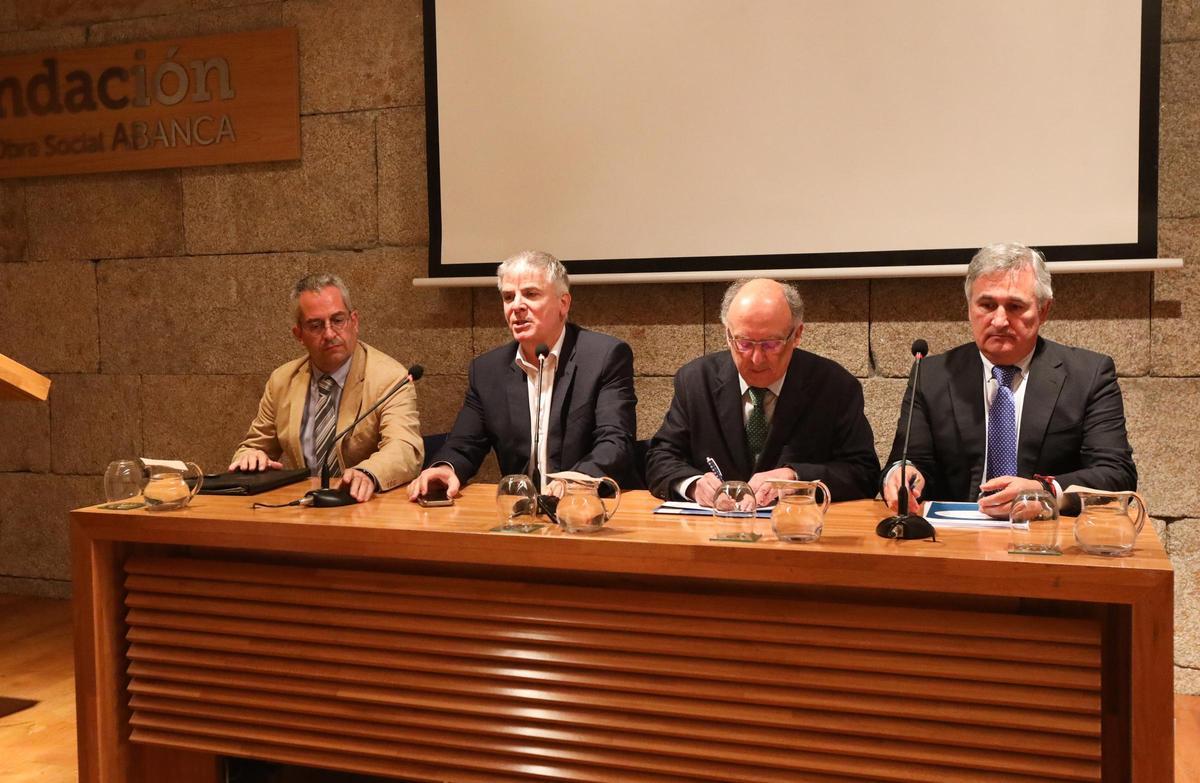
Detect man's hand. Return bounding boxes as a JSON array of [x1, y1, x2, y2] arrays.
[[408, 465, 462, 502], [748, 466, 796, 507], [882, 464, 926, 514], [338, 468, 377, 503], [689, 472, 723, 507], [228, 449, 282, 472], [977, 476, 1043, 518]]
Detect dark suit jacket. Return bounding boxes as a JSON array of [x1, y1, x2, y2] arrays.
[[432, 323, 639, 487], [886, 338, 1137, 503], [645, 349, 880, 501]]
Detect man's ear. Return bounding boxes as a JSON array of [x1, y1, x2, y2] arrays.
[[291, 324, 303, 342], [1039, 300, 1052, 323], [793, 322, 805, 344]]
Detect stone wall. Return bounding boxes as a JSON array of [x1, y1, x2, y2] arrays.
[[0, 0, 1197, 689]]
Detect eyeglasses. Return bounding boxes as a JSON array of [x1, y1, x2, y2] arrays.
[[300, 312, 351, 335], [727, 328, 795, 354]]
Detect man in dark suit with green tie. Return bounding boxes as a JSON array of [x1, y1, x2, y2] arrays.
[[645, 278, 879, 507]]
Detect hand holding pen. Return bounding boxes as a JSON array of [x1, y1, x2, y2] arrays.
[[691, 456, 725, 507]]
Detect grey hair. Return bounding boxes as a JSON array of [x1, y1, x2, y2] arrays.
[[719, 278, 805, 329], [496, 250, 570, 295], [964, 243, 1054, 305], [291, 272, 353, 322]]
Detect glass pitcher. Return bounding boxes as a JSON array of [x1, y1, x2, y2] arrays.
[[550, 474, 621, 534], [1073, 489, 1147, 557], [143, 462, 203, 512], [765, 479, 831, 543]]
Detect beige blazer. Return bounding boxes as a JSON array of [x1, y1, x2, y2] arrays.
[[232, 341, 423, 491]]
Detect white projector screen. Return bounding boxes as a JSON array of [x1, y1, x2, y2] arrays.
[[423, 0, 1159, 279]]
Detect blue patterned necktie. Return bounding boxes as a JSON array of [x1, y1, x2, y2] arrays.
[[986, 365, 1019, 480]]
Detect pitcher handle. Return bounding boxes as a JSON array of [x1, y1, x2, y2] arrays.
[[814, 480, 831, 515], [186, 462, 204, 502], [599, 476, 621, 521], [1128, 491, 1147, 537]]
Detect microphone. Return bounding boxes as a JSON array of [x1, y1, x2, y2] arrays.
[[876, 341, 937, 541], [306, 364, 423, 508]]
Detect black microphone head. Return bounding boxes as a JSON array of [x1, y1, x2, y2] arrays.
[[408, 364, 424, 382], [535, 343, 550, 359], [911, 339, 929, 357]]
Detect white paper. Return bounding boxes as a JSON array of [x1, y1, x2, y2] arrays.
[[922, 501, 1011, 529], [140, 457, 189, 472], [654, 500, 775, 518], [1063, 484, 1140, 498]]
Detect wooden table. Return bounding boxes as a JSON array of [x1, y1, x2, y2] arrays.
[[71, 485, 1173, 783]]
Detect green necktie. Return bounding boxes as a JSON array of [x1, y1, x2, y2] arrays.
[[746, 386, 769, 460]]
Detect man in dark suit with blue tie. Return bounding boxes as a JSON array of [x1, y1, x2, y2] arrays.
[[881, 243, 1137, 517], [408, 251, 637, 499]]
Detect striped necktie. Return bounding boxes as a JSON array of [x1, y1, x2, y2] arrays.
[[986, 365, 1019, 480], [313, 375, 340, 477]]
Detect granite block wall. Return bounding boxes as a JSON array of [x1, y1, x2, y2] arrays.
[[0, 0, 1197, 689]]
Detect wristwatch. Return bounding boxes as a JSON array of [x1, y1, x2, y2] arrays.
[[1033, 473, 1057, 497]]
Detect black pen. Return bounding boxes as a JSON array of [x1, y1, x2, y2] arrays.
[[705, 457, 724, 481]]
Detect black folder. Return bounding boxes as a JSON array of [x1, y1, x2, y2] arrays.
[[189, 467, 310, 495]]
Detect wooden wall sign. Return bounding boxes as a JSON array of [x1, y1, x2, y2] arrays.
[[0, 27, 300, 179]]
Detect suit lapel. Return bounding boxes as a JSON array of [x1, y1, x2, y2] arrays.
[[547, 326, 579, 470], [714, 354, 753, 477], [1018, 339, 1065, 477], [334, 343, 367, 465], [284, 360, 310, 469], [946, 348, 986, 498], [758, 350, 809, 471], [507, 354, 532, 471]]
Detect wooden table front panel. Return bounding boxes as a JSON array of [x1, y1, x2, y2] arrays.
[[122, 555, 1104, 783]]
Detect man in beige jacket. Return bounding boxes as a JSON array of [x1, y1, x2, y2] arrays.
[[230, 273, 423, 502]]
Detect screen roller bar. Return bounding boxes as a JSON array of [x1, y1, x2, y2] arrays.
[[413, 258, 1182, 288]]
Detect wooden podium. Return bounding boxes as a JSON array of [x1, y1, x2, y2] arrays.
[[71, 485, 1173, 783], [0, 352, 50, 401]]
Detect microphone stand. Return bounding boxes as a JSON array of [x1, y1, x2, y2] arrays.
[[306, 365, 423, 508], [527, 343, 559, 522], [530, 347, 546, 491], [877, 345, 936, 541]]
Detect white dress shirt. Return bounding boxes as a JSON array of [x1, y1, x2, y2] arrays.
[[514, 327, 566, 491]]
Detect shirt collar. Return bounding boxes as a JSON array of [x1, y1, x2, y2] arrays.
[[737, 371, 787, 399], [312, 354, 353, 389], [980, 348, 1034, 379], [514, 325, 567, 372]]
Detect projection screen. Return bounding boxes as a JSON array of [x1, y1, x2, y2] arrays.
[[422, 0, 1160, 281]]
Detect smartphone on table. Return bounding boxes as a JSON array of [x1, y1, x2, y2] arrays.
[[417, 481, 454, 507]]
